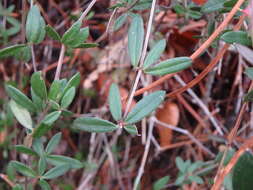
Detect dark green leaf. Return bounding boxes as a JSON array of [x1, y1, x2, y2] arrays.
[[124, 125, 138, 135], [220, 31, 252, 46], [15, 145, 38, 156], [61, 21, 82, 44], [61, 87, 75, 109], [144, 57, 192, 76], [31, 88, 44, 112], [38, 156, 47, 175], [125, 91, 165, 124], [73, 117, 118, 133], [14, 45, 31, 62], [62, 72, 80, 96], [201, 0, 226, 13], [114, 13, 128, 31], [42, 164, 70, 179], [48, 80, 61, 102], [38, 179, 51, 190], [143, 39, 166, 69], [109, 83, 122, 121], [244, 90, 253, 102], [153, 176, 170, 190], [233, 152, 253, 190], [45, 132, 62, 154], [6, 84, 36, 112], [10, 161, 37, 178], [0, 44, 26, 58], [245, 67, 253, 80], [41, 111, 61, 125], [73, 43, 98, 49], [26, 5, 46, 44], [31, 71, 47, 100], [9, 100, 33, 130], [33, 123, 52, 138], [67, 27, 89, 47], [45, 25, 61, 41], [128, 15, 144, 67], [46, 155, 83, 169]]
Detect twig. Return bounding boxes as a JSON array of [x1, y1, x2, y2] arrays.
[[30, 45, 37, 72], [54, 44, 65, 80], [0, 173, 15, 188], [79, 0, 97, 21]]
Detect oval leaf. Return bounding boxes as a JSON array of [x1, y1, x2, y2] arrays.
[[128, 15, 144, 67], [67, 27, 89, 48], [61, 21, 81, 45], [33, 123, 52, 138], [45, 132, 62, 154], [109, 83, 122, 121], [220, 31, 252, 46], [153, 176, 170, 190], [62, 72, 80, 96], [61, 87, 75, 109], [9, 100, 33, 130], [0, 44, 26, 58], [125, 91, 165, 124], [143, 39, 166, 69], [15, 145, 37, 156], [73, 117, 118, 133], [42, 164, 70, 179], [46, 155, 83, 169], [42, 111, 61, 126], [144, 57, 192, 76], [31, 71, 47, 100], [48, 80, 61, 102], [45, 25, 61, 41], [10, 161, 36, 178]]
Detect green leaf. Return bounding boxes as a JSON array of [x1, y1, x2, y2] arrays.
[[187, 161, 203, 173], [42, 164, 70, 179], [109, 83, 122, 121], [175, 175, 185, 186], [67, 27, 89, 48], [38, 156, 47, 175], [73, 117, 118, 133], [128, 15, 144, 67], [15, 145, 38, 156], [244, 90, 253, 102], [45, 25, 61, 41], [233, 152, 253, 190], [144, 57, 192, 76], [176, 157, 186, 173], [41, 111, 61, 126], [6, 85, 36, 112], [31, 71, 47, 100], [143, 39, 166, 69], [32, 138, 44, 156], [220, 31, 252, 46], [31, 88, 44, 112], [14, 45, 31, 62], [153, 176, 170, 190], [189, 175, 204, 184], [61, 21, 82, 45], [62, 72, 80, 96], [26, 5, 46, 44], [124, 125, 138, 135], [39, 179, 51, 190], [10, 161, 37, 178], [114, 13, 128, 31], [61, 87, 75, 109], [46, 155, 83, 169], [201, 0, 226, 13], [125, 91, 165, 124], [45, 132, 62, 154], [33, 123, 52, 138], [73, 43, 98, 49], [48, 80, 61, 101], [0, 44, 26, 58], [12, 185, 24, 190], [9, 100, 33, 130], [245, 67, 253, 80]]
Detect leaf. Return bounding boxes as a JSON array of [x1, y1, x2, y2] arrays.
[[114, 13, 128, 31], [109, 83, 122, 121], [73, 43, 98, 49], [41, 111, 61, 126], [10, 161, 37, 178], [46, 155, 83, 169], [48, 80, 61, 101], [187, 161, 203, 173], [175, 175, 185, 186], [232, 152, 253, 190], [189, 175, 204, 184], [153, 176, 170, 190], [176, 157, 186, 173], [61, 21, 82, 45], [26, 5, 46, 44], [33, 123, 53, 138], [144, 57, 192, 76], [32, 138, 44, 156], [143, 39, 166, 69], [45, 25, 61, 41], [73, 117, 118, 133], [31, 88, 44, 112], [62, 72, 80, 96], [45, 132, 62, 154], [67, 27, 89, 47], [220, 31, 252, 46], [42, 164, 70, 179], [61, 87, 75, 109], [125, 91, 165, 124], [201, 0, 226, 13], [124, 125, 138, 135], [245, 67, 253, 80], [12, 185, 24, 190], [14, 45, 32, 62], [15, 145, 38, 156], [9, 100, 33, 130], [31, 71, 47, 100], [38, 156, 47, 175], [0, 44, 26, 58], [6, 85, 36, 112], [244, 90, 253, 102], [128, 15, 144, 67], [39, 179, 51, 190]]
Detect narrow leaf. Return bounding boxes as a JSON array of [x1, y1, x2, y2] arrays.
[[125, 91, 165, 124], [73, 43, 98, 49], [46, 155, 83, 169], [45, 25, 61, 41], [9, 100, 33, 130], [109, 83, 122, 121], [41, 111, 61, 126], [61, 87, 75, 109], [48, 80, 61, 101], [153, 176, 170, 190], [38, 156, 47, 176], [45, 132, 62, 154], [124, 125, 138, 135], [201, 0, 226, 13], [143, 39, 166, 69], [220, 31, 252, 46], [31, 71, 47, 100], [42, 164, 70, 179], [0, 44, 26, 58], [128, 15, 144, 67], [10, 161, 37, 178], [33, 123, 52, 138], [62, 72, 80, 96], [73, 117, 118, 133], [15, 145, 37, 156], [144, 57, 192, 76], [114, 13, 128, 31], [39, 179, 51, 190]]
